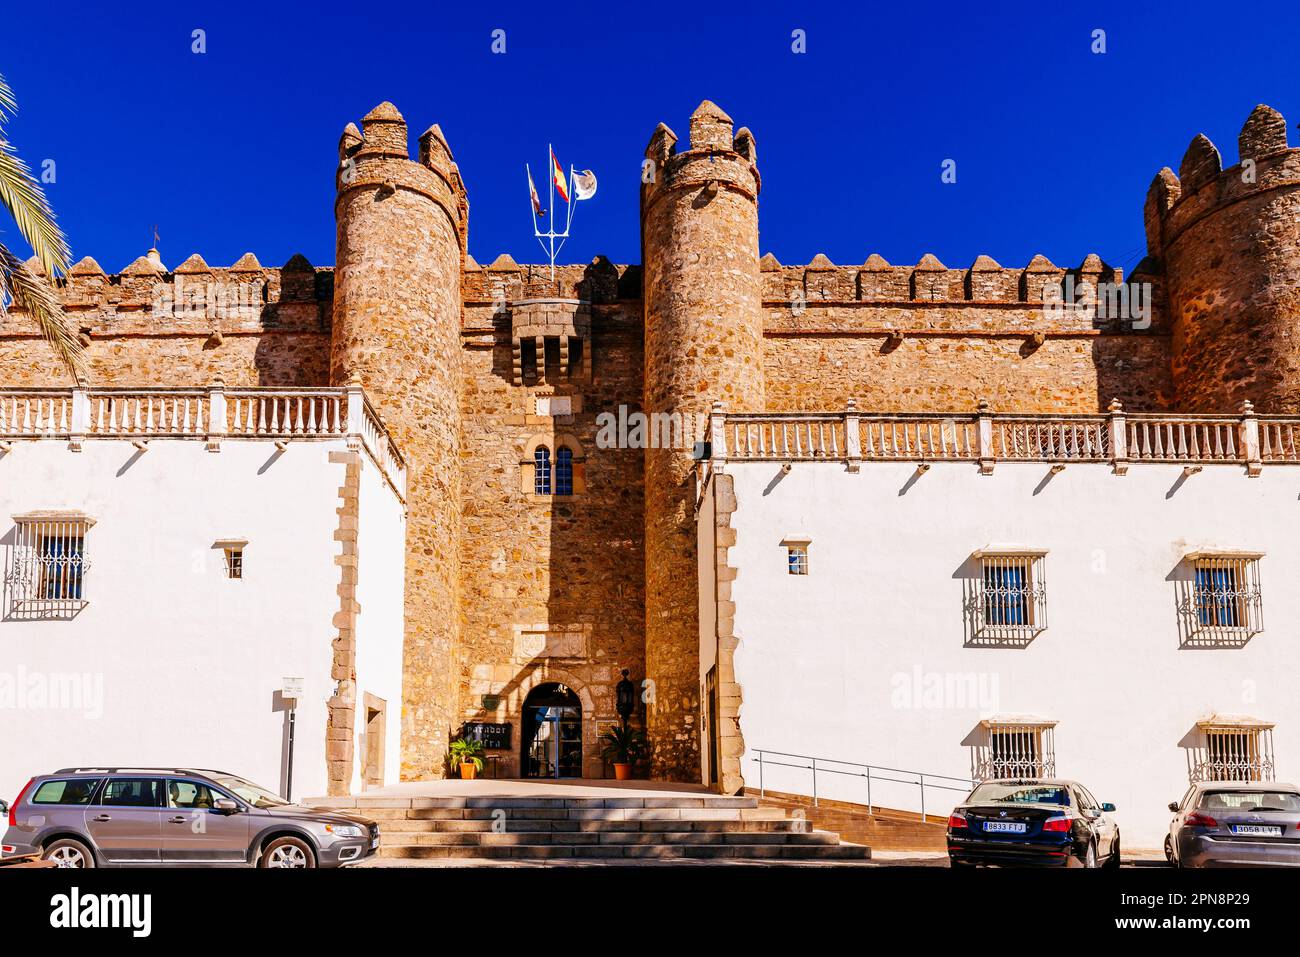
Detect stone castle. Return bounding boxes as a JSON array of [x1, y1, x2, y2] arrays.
[[2, 99, 1296, 791]]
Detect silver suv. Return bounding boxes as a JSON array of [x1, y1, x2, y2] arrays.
[[1, 768, 378, 868]]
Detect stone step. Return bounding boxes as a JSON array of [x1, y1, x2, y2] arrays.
[[380, 818, 809, 834], [378, 842, 871, 861], [380, 829, 843, 847], [360, 805, 787, 823], [315, 795, 759, 811]]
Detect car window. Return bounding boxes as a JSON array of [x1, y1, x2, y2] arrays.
[[30, 779, 100, 805], [1180, 786, 1196, 810], [968, 783, 1070, 805], [1077, 786, 1100, 811], [167, 780, 224, 809], [1201, 790, 1300, 812], [100, 778, 162, 808]]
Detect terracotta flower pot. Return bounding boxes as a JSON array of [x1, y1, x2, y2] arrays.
[[460, 762, 478, 780], [613, 763, 632, 781]]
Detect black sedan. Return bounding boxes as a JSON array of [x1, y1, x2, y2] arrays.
[[947, 779, 1120, 868]]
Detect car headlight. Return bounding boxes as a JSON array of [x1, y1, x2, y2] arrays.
[[323, 824, 363, 838]]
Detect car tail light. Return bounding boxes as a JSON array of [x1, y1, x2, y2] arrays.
[[947, 813, 968, 829], [1185, 812, 1218, 828], [9, 778, 33, 828], [1042, 816, 1072, 832]]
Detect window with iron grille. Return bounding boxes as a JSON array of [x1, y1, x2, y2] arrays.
[[214, 539, 248, 580], [1189, 723, 1275, 783], [533, 446, 552, 495], [5, 513, 93, 619], [974, 721, 1057, 780], [966, 551, 1047, 644], [1178, 553, 1263, 646]]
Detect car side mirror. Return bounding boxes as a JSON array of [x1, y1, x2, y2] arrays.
[[0, 799, 8, 815], [213, 798, 239, 814], [1168, 802, 1180, 812], [1101, 803, 1116, 813]]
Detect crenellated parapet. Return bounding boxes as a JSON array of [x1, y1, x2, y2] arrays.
[[1145, 104, 1300, 413], [1, 252, 332, 340]]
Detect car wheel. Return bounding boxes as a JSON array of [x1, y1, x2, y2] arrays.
[[1105, 834, 1121, 869], [43, 838, 95, 869], [259, 836, 316, 869], [1084, 840, 1098, 868], [1164, 834, 1174, 865]]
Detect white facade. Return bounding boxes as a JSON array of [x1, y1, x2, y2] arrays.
[[0, 388, 406, 805], [703, 410, 1300, 849]]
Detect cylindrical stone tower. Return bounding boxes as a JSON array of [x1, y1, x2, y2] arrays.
[[1149, 104, 1300, 413], [641, 101, 764, 783], [330, 102, 467, 780]]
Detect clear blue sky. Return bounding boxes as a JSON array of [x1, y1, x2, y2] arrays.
[[1, 1, 1296, 277]]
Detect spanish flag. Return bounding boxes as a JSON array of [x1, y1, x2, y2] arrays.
[[551, 147, 569, 202]]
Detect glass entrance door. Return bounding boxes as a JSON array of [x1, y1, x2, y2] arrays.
[[521, 684, 583, 778]]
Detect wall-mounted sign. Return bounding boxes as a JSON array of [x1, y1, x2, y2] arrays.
[[463, 722, 512, 750], [282, 677, 304, 700]]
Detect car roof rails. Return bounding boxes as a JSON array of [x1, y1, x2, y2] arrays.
[[53, 767, 204, 775]]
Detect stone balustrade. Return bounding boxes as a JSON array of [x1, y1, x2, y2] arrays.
[[0, 383, 407, 500], [709, 400, 1300, 476]]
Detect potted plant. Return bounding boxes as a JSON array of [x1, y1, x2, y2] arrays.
[[449, 736, 485, 780], [600, 725, 647, 780]]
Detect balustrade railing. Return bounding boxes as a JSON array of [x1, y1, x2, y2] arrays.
[[0, 384, 405, 500], [707, 399, 1291, 474]]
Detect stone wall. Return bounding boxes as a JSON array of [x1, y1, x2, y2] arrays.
[[329, 103, 466, 781], [1153, 105, 1300, 414], [640, 102, 765, 781]]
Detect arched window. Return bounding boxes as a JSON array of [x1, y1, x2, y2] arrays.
[[555, 446, 573, 496], [533, 446, 552, 495]]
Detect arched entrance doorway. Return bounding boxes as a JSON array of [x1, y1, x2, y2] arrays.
[[521, 683, 583, 778]]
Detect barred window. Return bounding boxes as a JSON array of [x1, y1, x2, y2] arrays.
[[1189, 720, 1275, 783], [5, 513, 93, 619], [974, 720, 1057, 781], [534, 446, 552, 495], [1178, 552, 1263, 647], [966, 550, 1047, 644], [214, 539, 247, 580], [555, 446, 573, 496]]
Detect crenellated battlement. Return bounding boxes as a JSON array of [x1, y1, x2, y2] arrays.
[[1145, 104, 1300, 414], [761, 252, 1138, 305], [0, 252, 330, 340], [1146, 104, 1298, 255]]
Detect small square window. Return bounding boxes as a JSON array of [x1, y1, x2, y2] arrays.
[[213, 539, 248, 580], [784, 541, 809, 575]]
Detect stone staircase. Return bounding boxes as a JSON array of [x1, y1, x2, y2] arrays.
[[309, 793, 871, 863]]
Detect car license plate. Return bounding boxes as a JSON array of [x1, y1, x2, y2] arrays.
[[1230, 825, 1282, 836], [984, 821, 1027, 833]]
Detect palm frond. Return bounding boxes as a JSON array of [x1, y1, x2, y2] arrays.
[[0, 242, 84, 382], [0, 72, 16, 123], [0, 139, 70, 278]]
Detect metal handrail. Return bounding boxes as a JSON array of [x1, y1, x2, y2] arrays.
[[750, 748, 973, 822]]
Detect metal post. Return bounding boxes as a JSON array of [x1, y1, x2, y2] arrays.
[[758, 751, 765, 798], [286, 704, 296, 802], [811, 757, 818, 807], [920, 773, 926, 822], [866, 766, 873, 815]]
